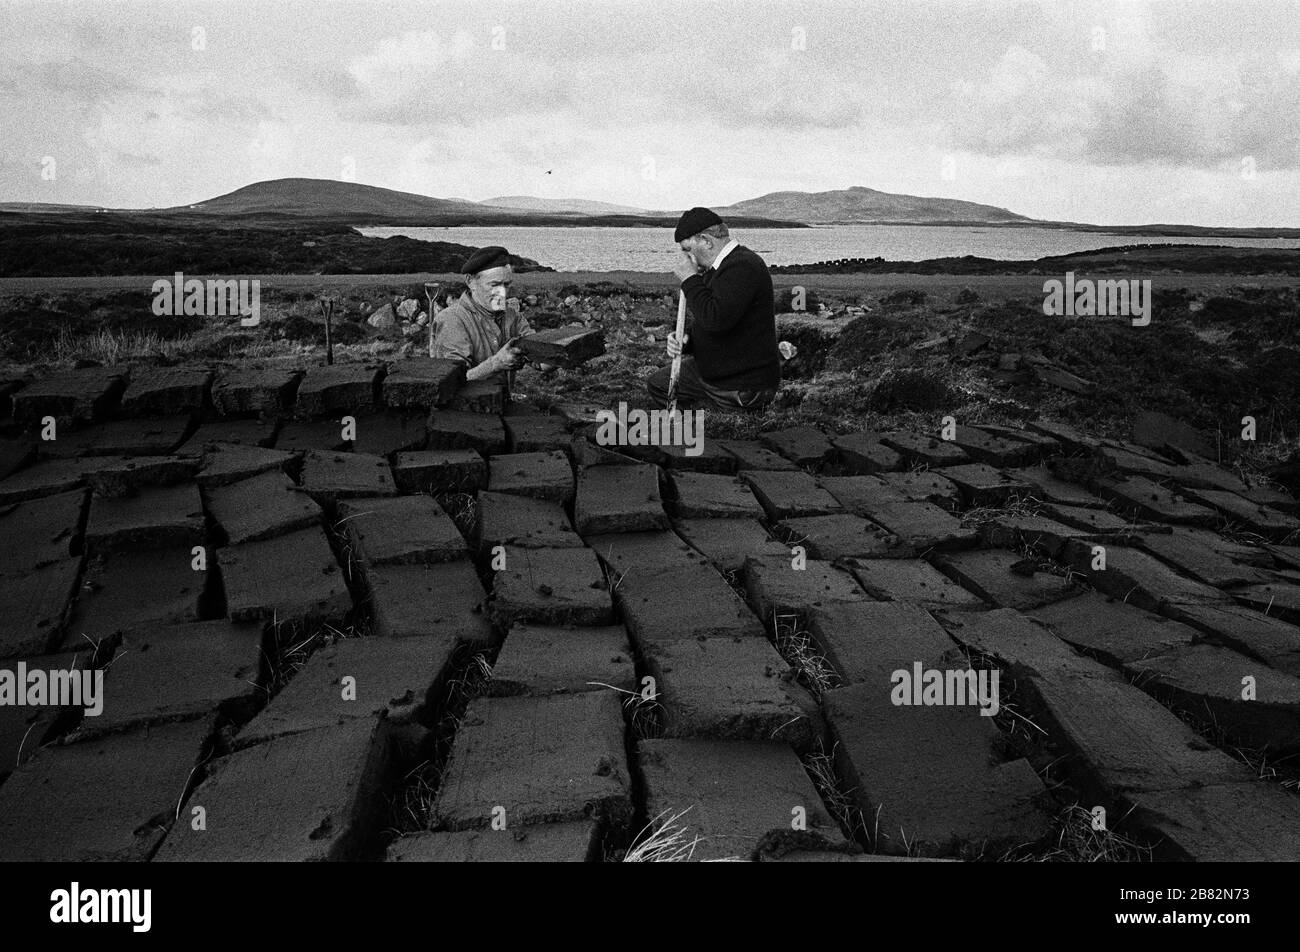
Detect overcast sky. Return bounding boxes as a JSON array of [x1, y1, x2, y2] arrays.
[[2, 0, 1298, 226]]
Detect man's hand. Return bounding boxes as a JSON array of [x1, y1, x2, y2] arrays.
[[666, 330, 689, 359], [492, 339, 524, 371], [672, 250, 701, 283]]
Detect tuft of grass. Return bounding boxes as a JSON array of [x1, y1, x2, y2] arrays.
[[771, 611, 840, 698], [621, 808, 702, 862], [803, 743, 867, 844], [1003, 804, 1153, 862]]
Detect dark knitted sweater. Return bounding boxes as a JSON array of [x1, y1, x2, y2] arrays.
[[679, 244, 781, 391]]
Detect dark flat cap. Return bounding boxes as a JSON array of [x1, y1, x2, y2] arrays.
[[674, 207, 724, 242], [460, 245, 512, 275]]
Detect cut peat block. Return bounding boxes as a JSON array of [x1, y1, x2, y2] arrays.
[[807, 600, 962, 684], [153, 718, 391, 862], [1125, 643, 1300, 753], [759, 425, 835, 467], [196, 442, 294, 488], [270, 418, 350, 455], [672, 518, 790, 573], [488, 450, 574, 503], [448, 379, 508, 414], [639, 635, 823, 751], [656, 440, 737, 474], [294, 363, 383, 419], [394, 448, 486, 494], [0, 438, 36, 482], [486, 623, 634, 698], [69, 620, 264, 740], [387, 823, 600, 862], [573, 462, 668, 534], [1025, 419, 1103, 455], [184, 416, 280, 449], [846, 557, 986, 610], [12, 366, 128, 426], [615, 564, 766, 646], [1166, 603, 1300, 678], [432, 691, 632, 832], [778, 513, 920, 560], [715, 439, 798, 471], [426, 409, 507, 455], [211, 366, 301, 417], [83, 455, 198, 498], [741, 554, 868, 630], [941, 610, 1250, 795], [382, 358, 465, 410], [219, 527, 351, 629], [490, 546, 613, 627], [831, 432, 904, 474], [348, 411, 428, 457], [639, 739, 848, 861], [879, 430, 970, 467], [118, 366, 212, 417], [0, 559, 83, 658], [855, 471, 963, 510], [504, 414, 572, 454], [0, 718, 212, 862], [1230, 580, 1300, 624], [1058, 539, 1227, 613], [969, 424, 1061, 458], [1004, 465, 1108, 508], [1028, 594, 1198, 666], [234, 634, 455, 749], [667, 472, 762, 519], [824, 682, 1053, 857], [584, 530, 707, 579], [1092, 475, 1218, 526], [977, 513, 1090, 561], [366, 561, 493, 644], [203, 469, 321, 545], [1182, 488, 1300, 539], [948, 425, 1038, 467], [476, 492, 583, 550], [64, 548, 208, 643], [938, 607, 1113, 681], [941, 462, 1033, 508], [83, 483, 205, 555], [298, 450, 396, 502], [0, 457, 120, 505], [0, 488, 87, 574], [1136, 527, 1271, 588], [932, 548, 1081, 611], [740, 469, 841, 520], [38, 416, 192, 458], [337, 495, 467, 567], [516, 325, 606, 367], [0, 649, 85, 781], [1124, 782, 1300, 862]]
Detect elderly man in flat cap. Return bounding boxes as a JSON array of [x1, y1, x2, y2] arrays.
[[433, 245, 540, 383], [646, 208, 781, 412]]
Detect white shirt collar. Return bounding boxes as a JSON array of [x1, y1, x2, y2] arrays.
[[710, 238, 739, 270]]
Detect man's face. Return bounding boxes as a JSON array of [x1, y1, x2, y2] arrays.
[[469, 264, 513, 312], [679, 236, 708, 271]]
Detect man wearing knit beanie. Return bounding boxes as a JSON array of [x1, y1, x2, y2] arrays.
[[646, 207, 781, 411]]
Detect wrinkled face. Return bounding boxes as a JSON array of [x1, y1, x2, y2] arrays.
[[469, 264, 513, 312], [679, 235, 710, 270]]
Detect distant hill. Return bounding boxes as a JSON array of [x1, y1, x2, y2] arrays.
[[172, 178, 493, 220], [150, 178, 797, 229], [480, 196, 653, 216], [715, 185, 1032, 224]]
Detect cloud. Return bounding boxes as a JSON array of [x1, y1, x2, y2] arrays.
[[943, 42, 1300, 169]]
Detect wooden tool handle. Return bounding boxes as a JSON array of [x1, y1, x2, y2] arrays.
[[666, 290, 687, 414]]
